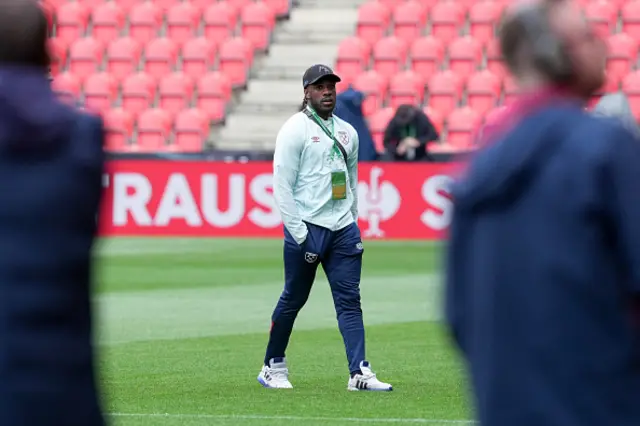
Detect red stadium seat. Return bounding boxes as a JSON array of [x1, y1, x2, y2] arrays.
[[166, 3, 199, 47], [389, 70, 426, 108], [264, 0, 291, 19], [91, 3, 124, 45], [112, 0, 141, 13], [68, 37, 103, 83], [392, 1, 428, 45], [190, 0, 215, 13], [409, 36, 445, 80], [159, 72, 194, 116], [121, 72, 156, 117], [353, 70, 388, 116], [56, 2, 89, 45], [585, 0, 618, 38], [486, 38, 507, 79], [335, 37, 371, 88], [203, 2, 238, 46], [376, 0, 400, 9], [241, 1, 276, 52], [181, 38, 217, 80], [103, 108, 134, 151], [622, 1, 640, 42], [129, 2, 162, 45], [622, 71, 640, 119], [173, 108, 209, 152], [448, 36, 483, 81], [227, 0, 254, 12], [466, 70, 501, 116], [368, 107, 395, 152], [83, 72, 118, 114], [430, 2, 464, 43], [356, 1, 391, 46], [143, 38, 178, 80], [606, 33, 638, 82], [48, 37, 68, 76], [423, 105, 444, 134], [77, 0, 107, 13], [427, 70, 463, 116], [416, 0, 441, 10], [136, 108, 172, 151], [153, 0, 180, 12], [372, 36, 408, 80], [218, 37, 254, 88], [452, 0, 473, 14], [43, 0, 66, 14], [608, 0, 631, 8], [196, 72, 232, 123], [447, 107, 482, 148], [469, 1, 502, 47], [106, 37, 141, 82], [52, 72, 82, 101]]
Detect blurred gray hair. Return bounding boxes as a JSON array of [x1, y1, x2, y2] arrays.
[[592, 92, 640, 136]]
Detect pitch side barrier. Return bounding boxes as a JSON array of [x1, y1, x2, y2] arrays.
[[99, 151, 470, 240]]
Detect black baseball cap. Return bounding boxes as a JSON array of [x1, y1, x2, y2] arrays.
[[303, 64, 341, 88]]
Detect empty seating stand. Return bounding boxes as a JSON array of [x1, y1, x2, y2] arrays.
[[44, 0, 291, 153], [344, 0, 633, 153]]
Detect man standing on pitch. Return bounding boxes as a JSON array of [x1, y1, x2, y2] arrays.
[[258, 64, 392, 392]]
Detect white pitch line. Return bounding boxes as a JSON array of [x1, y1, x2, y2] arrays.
[[108, 412, 474, 424]]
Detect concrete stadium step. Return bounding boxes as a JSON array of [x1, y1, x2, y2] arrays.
[[296, 0, 368, 8], [215, 1, 361, 151], [257, 44, 340, 80], [274, 28, 349, 44], [274, 8, 357, 44], [216, 112, 294, 150], [235, 80, 301, 113]]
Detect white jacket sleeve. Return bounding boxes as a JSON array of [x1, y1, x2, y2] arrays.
[[348, 131, 359, 221], [273, 117, 308, 244]]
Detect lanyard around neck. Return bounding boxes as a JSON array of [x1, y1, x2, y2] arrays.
[[307, 107, 345, 163], [310, 109, 334, 136]]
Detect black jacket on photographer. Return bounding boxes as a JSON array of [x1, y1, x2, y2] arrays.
[[382, 105, 439, 161]]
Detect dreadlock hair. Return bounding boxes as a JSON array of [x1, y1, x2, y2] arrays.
[[299, 98, 308, 111]]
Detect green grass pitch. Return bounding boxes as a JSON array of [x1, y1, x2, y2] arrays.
[[95, 238, 472, 425]]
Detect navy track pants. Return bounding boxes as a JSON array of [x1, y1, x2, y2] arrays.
[[264, 221, 366, 374]]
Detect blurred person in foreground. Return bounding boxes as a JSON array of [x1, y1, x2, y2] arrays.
[[445, 1, 640, 426], [258, 64, 392, 391], [0, 1, 106, 426], [382, 104, 438, 161], [333, 87, 378, 161]]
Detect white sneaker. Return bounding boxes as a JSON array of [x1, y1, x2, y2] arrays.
[[347, 361, 393, 391], [257, 357, 293, 389]]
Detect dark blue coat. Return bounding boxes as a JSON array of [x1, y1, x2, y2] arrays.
[[446, 102, 640, 426], [0, 67, 105, 426], [334, 88, 377, 161]]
